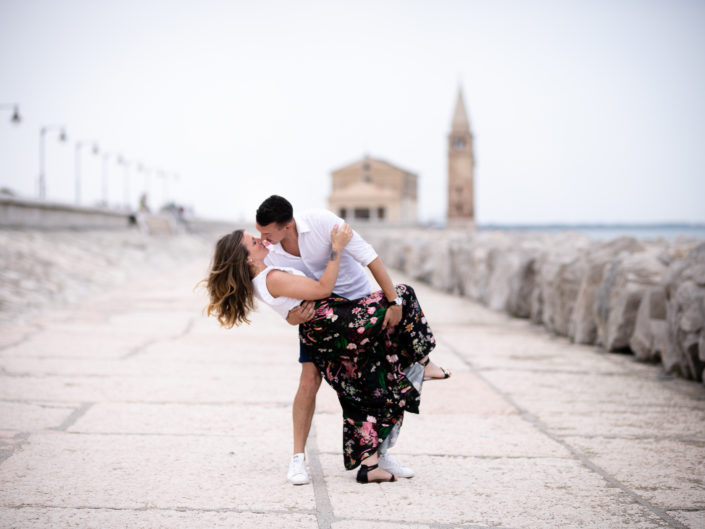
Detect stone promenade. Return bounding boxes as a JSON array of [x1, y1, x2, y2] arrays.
[[0, 258, 703, 529]]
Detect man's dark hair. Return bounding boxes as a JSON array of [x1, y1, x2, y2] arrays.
[[256, 195, 294, 226]]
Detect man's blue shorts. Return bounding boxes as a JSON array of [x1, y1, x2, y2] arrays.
[[299, 342, 312, 363]]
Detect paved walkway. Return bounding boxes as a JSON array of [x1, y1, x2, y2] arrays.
[[0, 258, 703, 529]]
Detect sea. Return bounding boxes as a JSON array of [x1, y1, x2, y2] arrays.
[[475, 224, 705, 241]]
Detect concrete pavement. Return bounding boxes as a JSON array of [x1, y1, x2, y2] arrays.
[[0, 257, 703, 529]]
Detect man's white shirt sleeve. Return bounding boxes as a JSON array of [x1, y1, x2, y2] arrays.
[[314, 210, 377, 266]]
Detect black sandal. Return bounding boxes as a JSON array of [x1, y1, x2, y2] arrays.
[[356, 463, 397, 484], [420, 357, 451, 381]]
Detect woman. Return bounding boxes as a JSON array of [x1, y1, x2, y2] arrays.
[[205, 225, 449, 483]]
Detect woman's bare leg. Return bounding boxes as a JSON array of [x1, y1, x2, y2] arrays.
[[420, 354, 451, 380], [361, 452, 396, 481]]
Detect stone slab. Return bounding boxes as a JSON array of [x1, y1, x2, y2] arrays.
[[0, 402, 76, 431], [320, 454, 669, 529], [0, 508, 317, 529], [0, 432, 314, 511], [564, 436, 705, 509], [314, 411, 569, 459], [69, 402, 293, 437], [0, 365, 301, 404]]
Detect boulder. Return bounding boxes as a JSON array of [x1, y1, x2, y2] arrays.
[[664, 242, 705, 381], [570, 237, 644, 345], [598, 245, 668, 351], [629, 287, 668, 362], [484, 242, 520, 312], [536, 247, 585, 337], [507, 252, 539, 318]]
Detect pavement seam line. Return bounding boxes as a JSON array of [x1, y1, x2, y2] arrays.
[[306, 422, 335, 529], [337, 515, 519, 529], [121, 316, 196, 359], [51, 402, 94, 432], [0, 432, 30, 466], [4, 504, 317, 516], [438, 335, 691, 529]]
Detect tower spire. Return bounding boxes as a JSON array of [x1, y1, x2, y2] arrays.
[[447, 86, 475, 227], [451, 88, 470, 132]]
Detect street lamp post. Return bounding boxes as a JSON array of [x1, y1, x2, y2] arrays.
[[121, 158, 132, 209], [75, 140, 99, 204], [101, 151, 122, 207], [0, 104, 21, 124], [38, 125, 67, 199], [136, 164, 152, 212]]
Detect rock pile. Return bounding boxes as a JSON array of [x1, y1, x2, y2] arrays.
[[0, 228, 216, 323], [360, 228, 705, 385]]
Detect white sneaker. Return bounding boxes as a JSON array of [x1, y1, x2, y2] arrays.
[[287, 453, 310, 485], [378, 453, 415, 478]]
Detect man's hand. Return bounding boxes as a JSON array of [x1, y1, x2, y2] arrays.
[[382, 304, 402, 331], [286, 301, 316, 325]]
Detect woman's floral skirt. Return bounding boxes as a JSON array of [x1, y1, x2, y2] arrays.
[[299, 284, 435, 470]]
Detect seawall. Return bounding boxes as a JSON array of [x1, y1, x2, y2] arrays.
[[359, 227, 705, 385]]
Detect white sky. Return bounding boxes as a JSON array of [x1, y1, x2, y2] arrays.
[[1, 0, 704, 224]]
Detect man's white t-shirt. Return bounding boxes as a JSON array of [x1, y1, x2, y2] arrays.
[[264, 209, 377, 302]]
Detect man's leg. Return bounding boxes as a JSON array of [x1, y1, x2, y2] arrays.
[[288, 343, 322, 485], [293, 361, 321, 454]]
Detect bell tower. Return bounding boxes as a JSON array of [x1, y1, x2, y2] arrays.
[[447, 88, 475, 226]]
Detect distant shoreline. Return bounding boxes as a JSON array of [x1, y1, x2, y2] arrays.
[[478, 222, 705, 230], [474, 223, 705, 241]]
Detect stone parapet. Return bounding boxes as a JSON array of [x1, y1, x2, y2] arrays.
[[359, 227, 705, 384], [0, 196, 131, 229]]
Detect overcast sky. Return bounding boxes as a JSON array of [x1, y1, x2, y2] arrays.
[[1, 0, 704, 224]]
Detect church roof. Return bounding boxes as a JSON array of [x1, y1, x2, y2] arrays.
[[451, 88, 471, 132], [331, 154, 417, 176]]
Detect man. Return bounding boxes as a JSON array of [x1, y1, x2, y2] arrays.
[[255, 195, 414, 485]]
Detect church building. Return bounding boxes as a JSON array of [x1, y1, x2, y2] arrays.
[[328, 155, 418, 224], [327, 87, 475, 226]]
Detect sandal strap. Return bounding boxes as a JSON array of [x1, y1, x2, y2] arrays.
[[419, 357, 430, 367], [361, 463, 379, 470]]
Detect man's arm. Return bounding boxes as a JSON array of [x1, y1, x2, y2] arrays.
[[367, 257, 402, 331]]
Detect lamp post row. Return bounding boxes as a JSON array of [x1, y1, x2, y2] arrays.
[[2, 103, 181, 209]]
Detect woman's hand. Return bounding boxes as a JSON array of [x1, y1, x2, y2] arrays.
[[331, 223, 353, 252]]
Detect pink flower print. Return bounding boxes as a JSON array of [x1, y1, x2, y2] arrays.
[[357, 327, 365, 334], [367, 307, 376, 315], [359, 421, 377, 444], [360, 338, 370, 345], [370, 317, 378, 324], [346, 343, 357, 350]]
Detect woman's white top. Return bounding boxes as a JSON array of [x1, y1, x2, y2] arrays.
[[252, 265, 305, 319]]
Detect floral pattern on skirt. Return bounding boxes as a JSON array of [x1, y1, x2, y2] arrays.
[[299, 284, 435, 470]]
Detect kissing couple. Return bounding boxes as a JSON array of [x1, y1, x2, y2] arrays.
[[204, 195, 450, 484]]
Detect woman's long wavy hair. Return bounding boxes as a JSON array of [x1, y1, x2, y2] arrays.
[[204, 229, 255, 328]]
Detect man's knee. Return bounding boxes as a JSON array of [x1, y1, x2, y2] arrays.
[[298, 363, 322, 393]]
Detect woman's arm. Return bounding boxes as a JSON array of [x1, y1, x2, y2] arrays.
[[267, 224, 352, 300]]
